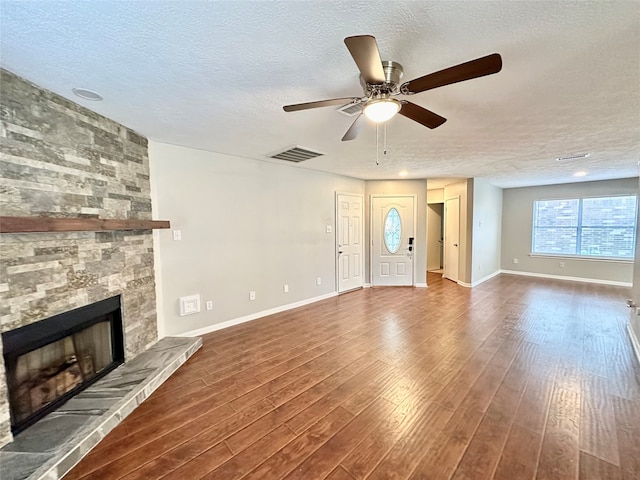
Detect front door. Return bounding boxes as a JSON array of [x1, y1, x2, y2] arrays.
[[444, 196, 460, 282], [371, 195, 415, 286], [337, 193, 364, 293]]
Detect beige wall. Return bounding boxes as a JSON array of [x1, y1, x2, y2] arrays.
[[470, 178, 503, 284], [364, 180, 428, 286], [150, 141, 364, 336], [501, 178, 636, 284]]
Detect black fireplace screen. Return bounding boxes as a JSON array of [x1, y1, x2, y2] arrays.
[[2, 296, 124, 434]]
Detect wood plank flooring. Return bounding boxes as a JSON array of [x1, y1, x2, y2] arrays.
[[63, 273, 640, 480]]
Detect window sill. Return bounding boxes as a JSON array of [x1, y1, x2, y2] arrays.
[[528, 253, 633, 264]]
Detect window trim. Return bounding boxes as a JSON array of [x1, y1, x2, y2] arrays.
[[528, 253, 633, 264], [531, 193, 637, 261]]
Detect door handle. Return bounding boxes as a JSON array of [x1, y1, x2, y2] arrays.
[[453, 243, 458, 247]]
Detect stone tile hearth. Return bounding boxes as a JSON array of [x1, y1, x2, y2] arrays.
[[0, 336, 201, 480]]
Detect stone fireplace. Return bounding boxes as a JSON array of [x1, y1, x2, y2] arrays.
[[3, 296, 125, 434], [0, 69, 160, 447]]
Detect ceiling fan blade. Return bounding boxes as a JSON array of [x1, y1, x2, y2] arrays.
[[344, 35, 386, 84], [342, 114, 365, 142], [402, 53, 502, 94], [283, 97, 360, 112], [399, 102, 447, 129]]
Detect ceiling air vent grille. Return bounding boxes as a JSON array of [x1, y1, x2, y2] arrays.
[[337, 102, 364, 117], [269, 146, 325, 163]]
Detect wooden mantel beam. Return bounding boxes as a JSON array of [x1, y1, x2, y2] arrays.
[[0, 216, 170, 234]]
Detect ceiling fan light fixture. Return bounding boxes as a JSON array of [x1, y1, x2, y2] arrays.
[[363, 98, 401, 123]]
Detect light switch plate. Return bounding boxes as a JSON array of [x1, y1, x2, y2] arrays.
[[326, 225, 333, 233]]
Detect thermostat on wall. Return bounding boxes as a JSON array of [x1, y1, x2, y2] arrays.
[[179, 294, 201, 316]]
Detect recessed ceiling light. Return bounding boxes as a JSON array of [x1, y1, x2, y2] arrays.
[[556, 153, 590, 162], [72, 88, 103, 101], [399, 170, 408, 177], [574, 171, 588, 177]]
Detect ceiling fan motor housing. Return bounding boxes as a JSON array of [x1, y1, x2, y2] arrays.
[[360, 60, 404, 96]]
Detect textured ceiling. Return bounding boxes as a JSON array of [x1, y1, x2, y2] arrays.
[[1, 1, 638, 188]]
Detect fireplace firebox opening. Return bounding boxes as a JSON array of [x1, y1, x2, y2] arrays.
[[2, 296, 124, 434]]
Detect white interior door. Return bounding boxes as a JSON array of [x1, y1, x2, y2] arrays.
[[444, 197, 460, 282], [371, 195, 415, 286], [337, 193, 364, 293]]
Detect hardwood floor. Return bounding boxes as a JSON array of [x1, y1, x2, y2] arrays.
[[63, 273, 640, 480]]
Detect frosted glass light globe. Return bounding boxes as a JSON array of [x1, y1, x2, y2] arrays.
[[363, 99, 401, 123]]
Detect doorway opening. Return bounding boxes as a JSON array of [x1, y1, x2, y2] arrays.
[[427, 202, 444, 275]]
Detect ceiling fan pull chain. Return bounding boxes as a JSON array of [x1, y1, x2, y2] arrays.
[[376, 123, 379, 166], [384, 121, 388, 156]]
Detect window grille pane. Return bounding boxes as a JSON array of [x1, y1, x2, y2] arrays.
[[582, 196, 637, 227], [580, 227, 635, 258], [533, 227, 577, 254], [534, 199, 579, 228]]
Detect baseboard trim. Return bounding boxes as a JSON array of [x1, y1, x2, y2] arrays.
[[363, 283, 372, 288], [455, 269, 501, 288], [469, 269, 501, 288], [627, 324, 640, 366], [415, 283, 428, 288], [500, 269, 632, 287], [176, 292, 339, 337]]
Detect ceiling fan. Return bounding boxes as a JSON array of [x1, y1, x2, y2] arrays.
[[283, 35, 502, 141]]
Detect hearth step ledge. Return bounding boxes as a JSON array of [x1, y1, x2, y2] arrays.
[[0, 336, 202, 480]]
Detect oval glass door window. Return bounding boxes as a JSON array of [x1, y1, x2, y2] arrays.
[[384, 208, 402, 253]]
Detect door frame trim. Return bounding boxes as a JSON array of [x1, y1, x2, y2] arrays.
[[335, 191, 365, 294], [369, 194, 418, 287]]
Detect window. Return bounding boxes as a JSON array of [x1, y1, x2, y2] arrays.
[[532, 195, 637, 259], [384, 208, 401, 253]]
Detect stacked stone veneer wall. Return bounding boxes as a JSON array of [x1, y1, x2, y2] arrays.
[[0, 69, 159, 447]]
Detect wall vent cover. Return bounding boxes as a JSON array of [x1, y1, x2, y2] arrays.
[[269, 146, 325, 163], [337, 102, 364, 117]]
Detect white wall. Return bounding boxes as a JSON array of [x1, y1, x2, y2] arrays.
[[364, 180, 428, 286], [427, 188, 444, 204], [501, 178, 636, 284], [149, 141, 364, 336], [470, 178, 503, 285]]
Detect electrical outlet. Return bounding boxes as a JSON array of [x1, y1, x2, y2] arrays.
[[559, 262, 565, 268], [249, 291, 256, 301], [326, 225, 332, 233], [173, 230, 182, 241], [283, 284, 289, 293], [206, 301, 213, 310], [316, 277, 322, 285], [512, 258, 518, 264]]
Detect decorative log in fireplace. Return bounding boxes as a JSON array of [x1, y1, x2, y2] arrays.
[[2, 296, 124, 434]]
